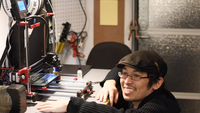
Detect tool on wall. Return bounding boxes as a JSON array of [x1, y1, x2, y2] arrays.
[[55, 22, 71, 54], [55, 0, 87, 65], [129, 0, 139, 51], [68, 32, 85, 58], [129, 20, 139, 41], [78, 31, 87, 48], [55, 21, 86, 59]]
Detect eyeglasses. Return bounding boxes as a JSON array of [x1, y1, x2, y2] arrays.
[[118, 72, 151, 81]]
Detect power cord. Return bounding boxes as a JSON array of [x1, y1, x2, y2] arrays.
[[76, 0, 87, 65]]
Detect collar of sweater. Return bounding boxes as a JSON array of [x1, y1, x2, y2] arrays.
[[137, 88, 163, 108]]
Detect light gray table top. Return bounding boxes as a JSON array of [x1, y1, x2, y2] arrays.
[[26, 69, 111, 113], [25, 68, 200, 113]]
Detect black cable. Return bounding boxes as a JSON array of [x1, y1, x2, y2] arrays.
[[77, 0, 87, 39], [0, 25, 14, 68], [27, 15, 50, 53], [76, 0, 87, 65], [65, 0, 87, 44]]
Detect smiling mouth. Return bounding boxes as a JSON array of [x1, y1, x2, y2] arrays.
[[123, 87, 137, 94]]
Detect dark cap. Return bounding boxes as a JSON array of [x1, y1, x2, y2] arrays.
[[116, 50, 168, 77]]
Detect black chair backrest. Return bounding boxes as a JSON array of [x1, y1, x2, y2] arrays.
[[86, 42, 132, 69]]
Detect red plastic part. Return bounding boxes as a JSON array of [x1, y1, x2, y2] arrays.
[[19, 21, 29, 26], [47, 13, 56, 17], [18, 67, 31, 83], [42, 87, 47, 90], [27, 92, 33, 95], [26, 90, 33, 96], [31, 88, 35, 91], [87, 89, 90, 94], [30, 22, 40, 29], [73, 77, 78, 80], [58, 76, 61, 80]]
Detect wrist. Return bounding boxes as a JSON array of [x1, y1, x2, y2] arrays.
[[104, 80, 116, 87]]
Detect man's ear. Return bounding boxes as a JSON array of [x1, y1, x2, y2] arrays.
[[152, 77, 164, 90]]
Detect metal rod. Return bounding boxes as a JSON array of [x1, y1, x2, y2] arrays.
[[58, 79, 88, 83], [37, 88, 79, 93], [55, 83, 86, 87], [52, 14, 56, 52], [38, 93, 76, 97], [57, 79, 100, 85], [24, 17, 31, 93], [48, 84, 84, 89], [18, 23, 22, 67], [44, 22, 46, 54], [29, 58, 44, 69]]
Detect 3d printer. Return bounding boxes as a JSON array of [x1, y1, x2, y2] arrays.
[[0, 0, 92, 112], [0, 0, 60, 112]]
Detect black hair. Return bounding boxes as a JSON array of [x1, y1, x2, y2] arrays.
[[120, 65, 165, 90], [147, 72, 165, 89]]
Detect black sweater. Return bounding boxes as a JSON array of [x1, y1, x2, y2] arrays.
[[67, 67, 181, 113]]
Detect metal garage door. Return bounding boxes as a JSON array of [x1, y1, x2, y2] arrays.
[[138, 0, 200, 112]]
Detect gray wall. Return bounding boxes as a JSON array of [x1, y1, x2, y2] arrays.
[[138, 0, 200, 113]]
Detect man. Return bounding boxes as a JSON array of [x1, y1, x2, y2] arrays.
[[37, 50, 181, 113]]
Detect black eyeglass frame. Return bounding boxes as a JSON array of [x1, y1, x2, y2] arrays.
[[118, 72, 152, 81]]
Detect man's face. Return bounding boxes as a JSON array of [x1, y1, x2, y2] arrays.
[[120, 66, 154, 104]]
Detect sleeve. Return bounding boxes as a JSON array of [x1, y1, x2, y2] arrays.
[[67, 97, 125, 113], [100, 67, 122, 87], [67, 97, 170, 113]]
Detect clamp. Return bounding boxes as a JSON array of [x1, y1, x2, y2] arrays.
[[128, 20, 139, 41], [77, 81, 93, 100], [78, 31, 87, 48]]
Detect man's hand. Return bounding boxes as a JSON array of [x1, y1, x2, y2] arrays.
[[37, 100, 69, 113], [96, 80, 119, 106]]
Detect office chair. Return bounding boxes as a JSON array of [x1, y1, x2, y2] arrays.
[[86, 42, 132, 69]]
